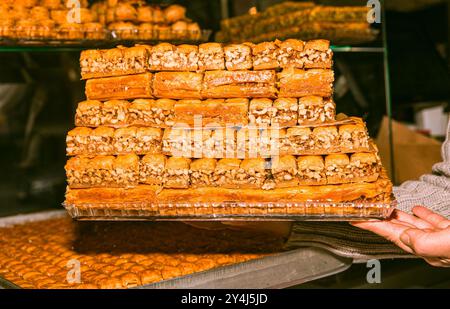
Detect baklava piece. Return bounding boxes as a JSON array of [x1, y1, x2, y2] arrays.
[[162, 128, 192, 157], [65, 155, 139, 188], [271, 98, 298, 127], [163, 157, 191, 189], [164, 4, 186, 23], [198, 43, 225, 71], [339, 123, 369, 151], [85, 73, 153, 101], [202, 70, 277, 99], [66, 127, 92, 156], [252, 41, 280, 70], [302, 39, 333, 69], [75, 100, 102, 127], [282, 127, 313, 154], [114, 154, 140, 187], [208, 127, 237, 158], [140, 154, 166, 185], [236, 158, 268, 189], [80, 45, 150, 79], [66, 127, 115, 156], [270, 155, 299, 188], [113, 127, 137, 154], [325, 154, 351, 184], [248, 98, 275, 125], [101, 100, 130, 127], [129, 99, 175, 127], [278, 68, 334, 98], [349, 153, 380, 182], [153, 72, 202, 99], [224, 44, 253, 70], [83, 23, 106, 40], [276, 39, 305, 68], [298, 96, 336, 124], [213, 158, 241, 188], [108, 22, 137, 40], [190, 158, 217, 187], [312, 126, 339, 152], [297, 155, 326, 185], [173, 98, 248, 127], [149, 43, 198, 71], [135, 127, 162, 154]]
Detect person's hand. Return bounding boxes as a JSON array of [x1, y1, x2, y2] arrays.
[[352, 206, 450, 267], [184, 221, 293, 239]]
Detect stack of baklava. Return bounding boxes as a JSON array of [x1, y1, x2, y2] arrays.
[[65, 39, 393, 218], [216, 2, 377, 45]]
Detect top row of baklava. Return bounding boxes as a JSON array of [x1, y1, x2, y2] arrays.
[[80, 39, 333, 79]]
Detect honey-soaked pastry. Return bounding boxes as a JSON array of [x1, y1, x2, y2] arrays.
[[162, 127, 191, 157], [309, 6, 370, 23], [164, 4, 186, 23], [149, 43, 198, 71], [36, 19, 55, 38], [154, 24, 171, 40], [248, 98, 275, 125], [41, 0, 61, 9], [140, 154, 166, 185], [101, 100, 130, 127], [50, 10, 68, 25], [113, 2, 137, 21], [0, 20, 14, 38], [108, 22, 137, 40], [252, 41, 280, 70], [278, 68, 334, 98], [153, 72, 202, 99], [152, 6, 165, 24], [85, 73, 153, 101], [137, 6, 153, 23], [187, 22, 202, 41], [113, 127, 137, 154], [282, 127, 313, 154], [30, 6, 49, 21], [237, 158, 268, 189], [58, 22, 85, 40], [129, 99, 175, 127], [202, 70, 277, 99], [171, 20, 188, 38], [276, 39, 305, 68], [325, 154, 350, 184], [349, 152, 380, 182], [270, 155, 299, 188], [339, 123, 369, 151], [135, 127, 163, 154], [138, 23, 154, 40], [224, 43, 253, 70], [298, 96, 335, 124], [213, 158, 241, 189], [297, 155, 326, 185], [302, 39, 333, 69], [66, 155, 139, 188], [198, 43, 225, 71], [271, 98, 298, 126], [14, 20, 36, 38], [312, 126, 339, 152], [83, 23, 106, 40], [80, 45, 150, 79], [16, 0, 37, 7], [173, 98, 248, 126], [66, 126, 114, 156], [75, 100, 103, 127], [163, 157, 191, 189], [190, 158, 217, 187]]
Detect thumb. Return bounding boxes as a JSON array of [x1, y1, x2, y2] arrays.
[[400, 228, 450, 258]]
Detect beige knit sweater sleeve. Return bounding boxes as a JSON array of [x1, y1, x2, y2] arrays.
[[393, 118, 450, 218]]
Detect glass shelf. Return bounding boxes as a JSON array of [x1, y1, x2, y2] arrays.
[[0, 44, 385, 53]]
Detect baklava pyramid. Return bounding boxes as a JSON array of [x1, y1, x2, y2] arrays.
[[65, 39, 393, 219]]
